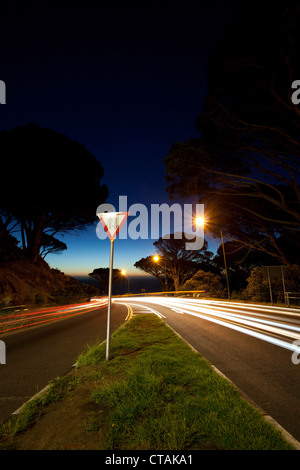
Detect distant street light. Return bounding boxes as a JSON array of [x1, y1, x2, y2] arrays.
[[121, 269, 130, 294], [195, 216, 231, 301]]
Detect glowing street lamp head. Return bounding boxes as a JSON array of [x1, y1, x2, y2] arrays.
[[195, 216, 205, 227]]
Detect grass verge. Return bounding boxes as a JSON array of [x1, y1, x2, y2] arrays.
[[0, 314, 296, 450]]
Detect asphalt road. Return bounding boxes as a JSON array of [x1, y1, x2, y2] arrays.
[[115, 297, 300, 444], [0, 301, 128, 423], [2, 295, 300, 446]]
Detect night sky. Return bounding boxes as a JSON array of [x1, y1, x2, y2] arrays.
[[0, 1, 240, 278]]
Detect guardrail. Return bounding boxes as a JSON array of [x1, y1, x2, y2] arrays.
[[285, 292, 300, 307], [113, 290, 206, 298]]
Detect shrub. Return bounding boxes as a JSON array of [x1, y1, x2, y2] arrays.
[[242, 265, 300, 303], [182, 270, 226, 298]]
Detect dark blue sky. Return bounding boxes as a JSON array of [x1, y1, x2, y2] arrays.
[[0, 1, 240, 277]]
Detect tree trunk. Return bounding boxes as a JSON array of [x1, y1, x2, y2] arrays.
[[26, 216, 44, 262]]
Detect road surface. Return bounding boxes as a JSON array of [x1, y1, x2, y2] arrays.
[[0, 300, 128, 423], [115, 296, 300, 443], [1, 295, 300, 445]]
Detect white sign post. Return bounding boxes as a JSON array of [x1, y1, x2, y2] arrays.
[[97, 211, 129, 360]]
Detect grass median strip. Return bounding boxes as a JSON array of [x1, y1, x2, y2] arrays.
[[0, 314, 296, 450]]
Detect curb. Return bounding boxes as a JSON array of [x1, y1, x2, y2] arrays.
[[165, 320, 300, 451], [12, 384, 51, 416]]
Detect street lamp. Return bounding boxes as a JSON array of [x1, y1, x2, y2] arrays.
[[195, 216, 205, 227], [195, 216, 231, 301], [153, 255, 168, 292], [121, 269, 130, 294]]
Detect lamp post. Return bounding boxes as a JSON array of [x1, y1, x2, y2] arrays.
[[219, 228, 231, 301], [106, 239, 114, 360], [196, 216, 231, 301], [153, 255, 168, 292]]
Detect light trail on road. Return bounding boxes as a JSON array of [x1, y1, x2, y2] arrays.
[[114, 296, 300, 355], [0, 299, 108, 334]]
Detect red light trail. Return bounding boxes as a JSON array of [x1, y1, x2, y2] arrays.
[[0, 299, 108, 334]]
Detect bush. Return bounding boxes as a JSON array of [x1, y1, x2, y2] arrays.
[[242, 265, 300, 303], [182, 270, 226, 298]]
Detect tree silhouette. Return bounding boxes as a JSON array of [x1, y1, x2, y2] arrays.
[[89, 268, 122, 295], [165, 1, 300, 265], [0, 218, 20, 261], [135, 234, 215, 291], [40, 233, 67, 259], [134, 255, 169, 291], [0, 123, 108, 262]]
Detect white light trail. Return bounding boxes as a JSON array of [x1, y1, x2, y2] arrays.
[[115, 297, 300, 354]]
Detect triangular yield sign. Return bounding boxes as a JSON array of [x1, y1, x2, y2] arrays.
[[97, 211, 129, 240]]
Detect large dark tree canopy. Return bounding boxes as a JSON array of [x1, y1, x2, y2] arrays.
[[0, 123, 108, 261], [165, 1, 300, 265], [199, 1, 300, 171]]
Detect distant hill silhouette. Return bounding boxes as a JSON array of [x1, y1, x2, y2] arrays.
[[74, 275, 161, 295]]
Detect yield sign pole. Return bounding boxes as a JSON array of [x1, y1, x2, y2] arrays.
[[106, 238, 114, 361], [97, 211, 129, 361]]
